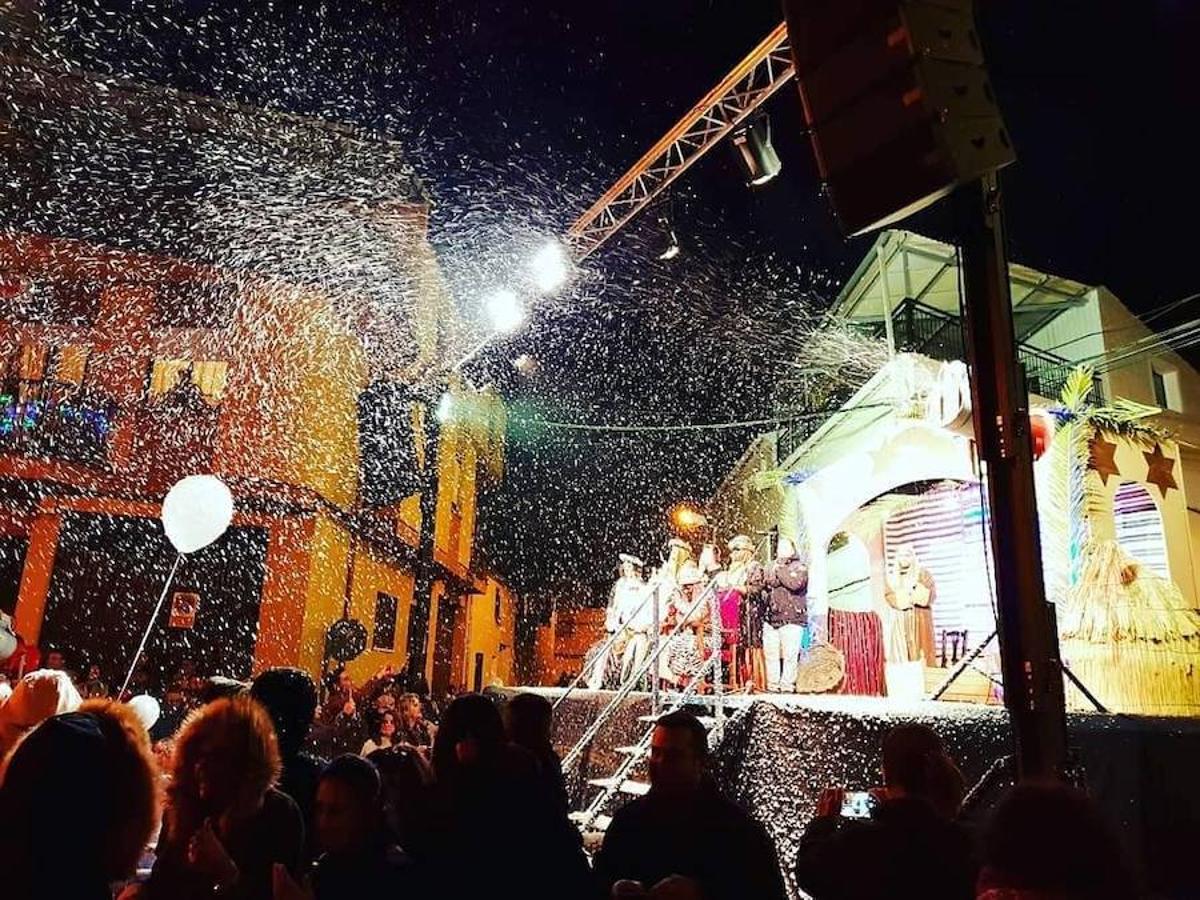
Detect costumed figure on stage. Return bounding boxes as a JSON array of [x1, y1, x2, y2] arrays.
[[716, 534, 766, 692], [1058, 539, 1200, 716], [660, 562, 720, 689], [762, 536, 808, 693], [588, 554, 647, 690], [827, 531, 886, 696], [653, 538, 694, 684], [883, 544, 937, 667]]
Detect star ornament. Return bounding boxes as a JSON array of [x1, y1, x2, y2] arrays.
[[1143, 443, 1179, 498], [1088, 433, 1120, 485]]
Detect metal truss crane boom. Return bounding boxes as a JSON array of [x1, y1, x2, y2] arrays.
[[565, 22, 792, 261]]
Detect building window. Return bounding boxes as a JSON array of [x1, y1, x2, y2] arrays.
[[1151, 365, 1181, 412], [148, 358, 228, 403], [372, 591, 399, 651]]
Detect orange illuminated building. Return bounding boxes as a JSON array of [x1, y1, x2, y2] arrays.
[[0, 44, 515, 692]]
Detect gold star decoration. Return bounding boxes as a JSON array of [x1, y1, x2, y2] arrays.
[[1088, 433, 1121, 485], [1143, 443, 1178, 498]]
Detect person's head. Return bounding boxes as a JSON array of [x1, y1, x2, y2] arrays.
[[727, 534, 754, 564], [0, 700, 159, 893], [432, 693, 505, 780], [677, 562, 704, 599], [504, 692, 554, 751], [336, 669, 354, 694], [880, 724, 965, 818], [397, 693, 422, 727], [649, 711, 708, 795], [250, 667, 318, 762], [87, 663, 101, 681], [198, 676, 247, 705], [0, 669, 83, 757], [980, 781, 1136, 899], [895, 545, 917, 570], [776, 536, 796, 561], [619, 554, 645, 580], [164, 681, 186, 708], [369, 745, 433, 848], [375, 691, 397, 714], [376, 710, 397, 742], [167, 695, 281, 833], [315, 754, 382, 855], [45, 648, 65, 670]]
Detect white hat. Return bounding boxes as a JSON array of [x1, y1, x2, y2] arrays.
[[619, 553, 645, 568], [727, 534, 754, 553], [677, 562, 703, 586]]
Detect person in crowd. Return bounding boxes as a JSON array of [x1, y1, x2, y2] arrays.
[[394, 692, 436, 751], [406, 672, 441, 724], [369, 743, 435, 859], [82, 662, 110, 699], [198, 676, 247, 704], [428, 693, 590, 899], [504, 691, 569, 817], [763, 536, 809, 693], [794, 723, 975, 900], [273, 755, 417, 900], [593, 710, 785, 900], [0, 667, 82, 757], [361, 709, 397, 755], [976, 781, 1137, 900], [716, 534, 766, 692], [250, 666, 325, 846], [150, 679, 190, 743], [143, 695, 304, 900], [660, 563, 719, 690], [0, 699, 160, 899], [43, 646, 67, 672], [316, 671, 367, 758]]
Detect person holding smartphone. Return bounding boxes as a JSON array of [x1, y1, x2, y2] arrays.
[[794, 724, 976, 900]]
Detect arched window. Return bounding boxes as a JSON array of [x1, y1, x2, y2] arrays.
[[1113, 482, 1169, 578]]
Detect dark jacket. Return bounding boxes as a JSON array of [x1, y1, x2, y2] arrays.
[[765, 555, 808, 626], [593, 783, 787, 900], [312, 841, 419, 900], [795, 797, 976, 900]]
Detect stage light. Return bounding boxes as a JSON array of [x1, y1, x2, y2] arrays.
[[530, 240, 570, 293], [483, 288, 524, 333], [731, 115, 782, 187]]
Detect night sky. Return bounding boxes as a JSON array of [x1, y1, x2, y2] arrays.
[[34, 0, 1200, 605]]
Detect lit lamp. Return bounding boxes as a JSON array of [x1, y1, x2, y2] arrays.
[[672, 504, 708, 532], [731, 115, 782, 187]]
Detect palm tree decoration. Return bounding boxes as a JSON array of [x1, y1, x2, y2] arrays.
[[1041, 366, 1199, 716]]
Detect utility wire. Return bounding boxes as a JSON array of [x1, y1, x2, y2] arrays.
[[509, 401, 895, 433]]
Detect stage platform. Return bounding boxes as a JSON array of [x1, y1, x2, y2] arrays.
[[498, 687, 1200, 899]]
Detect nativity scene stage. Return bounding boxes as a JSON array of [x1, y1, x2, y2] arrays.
[[509, 232, 1200, 899]]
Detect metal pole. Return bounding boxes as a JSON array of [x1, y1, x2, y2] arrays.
[[651, 577, 661, 715], [957, 172, 1068, 780]]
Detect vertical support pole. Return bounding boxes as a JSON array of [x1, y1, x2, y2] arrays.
[[651, 579, 661, 715], [408, 401, 441, 679], [957, 172, 1068, 780], [878, 233, 897, 357]]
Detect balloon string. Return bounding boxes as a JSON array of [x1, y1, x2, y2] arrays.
[[119, 553, 184, 699]]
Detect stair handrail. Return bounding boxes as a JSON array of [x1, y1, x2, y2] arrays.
[[561, 535, 768, 773], [561, 574, 719, 771], [552, 571, 665, 712]]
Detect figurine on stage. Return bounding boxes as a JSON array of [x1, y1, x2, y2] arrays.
[[589, 553, 648, 690], [884, 544, 937, 667]]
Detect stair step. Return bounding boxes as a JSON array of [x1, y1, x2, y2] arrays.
[[587, 777, 651, 796], [569, 811, 613, 831], [638, 714, 716, 728]]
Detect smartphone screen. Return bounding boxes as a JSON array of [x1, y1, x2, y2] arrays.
[[840, 791, 875, 819]]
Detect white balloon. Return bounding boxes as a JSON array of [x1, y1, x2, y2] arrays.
[[161, 475, 234, 554]]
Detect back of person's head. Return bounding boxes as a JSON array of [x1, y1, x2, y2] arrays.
[[0, 700, 159, 894], [251, 666, 318, 760], [199, 675, 247, 705], [432, 693, 505, 781], [979, 781, 1136, 899], [316, 754, 382, 853], [881, 723, 965, 818], [168, 694, 281, 836], [504, 692, 554, 749]]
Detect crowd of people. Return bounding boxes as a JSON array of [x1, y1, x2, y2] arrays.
[[587, 533, 812, 696], [0, 641, 1140, 899]]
